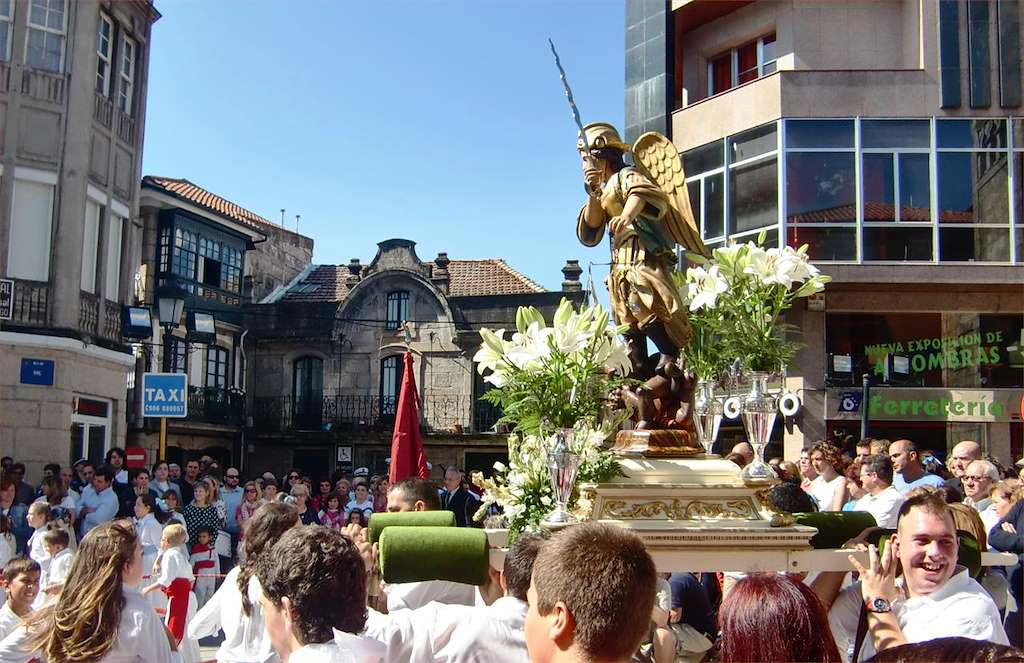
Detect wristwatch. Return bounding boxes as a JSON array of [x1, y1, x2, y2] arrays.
[[865, 597, 892, 613]]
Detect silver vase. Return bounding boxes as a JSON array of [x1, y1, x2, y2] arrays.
[[692, 379, 723, 456], [545, 428, 581, 524], [739, 371, 778, 482]]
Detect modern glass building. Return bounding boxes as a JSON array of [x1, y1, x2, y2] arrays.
[[627, 0, 1024, 461]]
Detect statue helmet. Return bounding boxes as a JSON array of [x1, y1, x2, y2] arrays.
[[578, 122, 630, 152]]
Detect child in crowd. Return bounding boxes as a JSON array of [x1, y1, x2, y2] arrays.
[[142, 523, 200, 662], [39, 528, 72, 603], [25, 502, 53, 569], [256, 525, 384, 662], [191, 527, 219, 608], [263, 481, 278, 502], [345, 482, 375, 521], [347, 510, 367, 527], [318, 491, 346, 530], [0, 557, 40, 641], [163, 489, 187, 527]]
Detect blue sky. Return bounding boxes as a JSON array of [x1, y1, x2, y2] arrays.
[[142, 0, 625, 293]]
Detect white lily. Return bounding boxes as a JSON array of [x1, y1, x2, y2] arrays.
[[687, 265, 730, 311], [744, 247, 800, 289]]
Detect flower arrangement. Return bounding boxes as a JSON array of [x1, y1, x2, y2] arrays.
[[474, 299, 631, 437], [472, 425, 621, 536], [471, 299, 629, 535], [680, 233, 831, 378]]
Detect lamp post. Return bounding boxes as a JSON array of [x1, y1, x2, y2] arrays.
[[155, 284, 186, 460]]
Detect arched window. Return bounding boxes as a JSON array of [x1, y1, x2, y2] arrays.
[[386, 291, 409, 330], [380, 355, 401, 416], [292, 356, 323, 428]]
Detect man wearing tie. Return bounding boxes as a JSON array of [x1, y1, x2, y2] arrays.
[[440, 467, 481, 528]]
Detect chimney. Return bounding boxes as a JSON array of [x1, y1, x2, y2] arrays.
[[561, 259, 583, 292], [346, 258, 362, 284], [431, 252, 450, 295]]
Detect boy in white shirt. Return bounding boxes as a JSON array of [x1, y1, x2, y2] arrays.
[[142, 523, 201, 663], [0, 557, 39, 641], [39, 528, 72, 603], [189, 527, 219, 608], [257, 525, 384, 663]]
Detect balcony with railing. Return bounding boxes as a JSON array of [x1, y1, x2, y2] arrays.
[[188, 386, 245, 427], [251, 393, 503, 435], [93, 92, 113, 128], [79, 292, 122, 341], [117, 109, 136, 145], [5, 279, 49, 326], [20, 69, 65, 104]]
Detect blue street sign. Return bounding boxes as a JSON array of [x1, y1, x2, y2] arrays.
[[20, 358, 54, 385], [142, 373, 188, 418], [838, 391, 863, 413]]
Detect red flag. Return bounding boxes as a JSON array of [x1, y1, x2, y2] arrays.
[[389, 352, 429, 483]]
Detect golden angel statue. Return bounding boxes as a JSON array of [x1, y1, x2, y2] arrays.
[[576, 122, 707, 433]]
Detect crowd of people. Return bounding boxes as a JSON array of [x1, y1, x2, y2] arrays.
[[0, 436, 1021, 663]]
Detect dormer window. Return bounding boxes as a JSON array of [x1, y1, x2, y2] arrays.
[[386, 291, 408, 330]]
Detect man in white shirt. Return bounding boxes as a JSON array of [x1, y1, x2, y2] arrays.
[[76, 465, 120, 537], [364, 533, 543, 663], [813, 492, 1007, 661], [962, 459, 1001, 534], [384, 478, 476, 612], [257, 525, 384, 663], [854, 454, 905, 528]]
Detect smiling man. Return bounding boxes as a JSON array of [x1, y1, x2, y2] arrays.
[[814, 492, 1007, 660]]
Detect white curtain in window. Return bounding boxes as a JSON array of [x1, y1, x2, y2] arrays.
[[7, 179, 54, 281], [104, 214, 122, 300], [80, 200, 101, 293]]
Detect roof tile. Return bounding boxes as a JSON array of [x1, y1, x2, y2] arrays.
[[143, 176, 277, 231]]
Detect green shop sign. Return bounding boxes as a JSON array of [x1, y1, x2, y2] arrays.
[[864, 331, 1022, 376], [828, 388, 1023, 423]]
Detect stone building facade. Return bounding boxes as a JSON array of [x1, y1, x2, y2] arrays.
[[0, 0, 159, 477], [246, 239, 586, 480]]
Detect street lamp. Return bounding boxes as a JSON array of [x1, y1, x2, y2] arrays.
[[156, 283, 186, 372]]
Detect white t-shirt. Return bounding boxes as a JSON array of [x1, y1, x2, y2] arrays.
[[828, 567, 1008, 661], [0, 586, 182, 663], [187, 566, 279, 663], [809, 475, 846, 511], [385, 580, 477, 613], [853, 486, 905, 528], [156, 547, 193, 587], [44, 548, 73, 591], [289, 635, 384, 663], [0, 601, 22, 642], [364, 596, 528, 663]]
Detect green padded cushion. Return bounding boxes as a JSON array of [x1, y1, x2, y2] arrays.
[[794, 511, 878, 549], [368, 511, 455, 544], [378, 526, 489, 586]]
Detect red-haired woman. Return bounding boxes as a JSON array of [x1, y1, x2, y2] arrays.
[[808, 442, 850, 511], [719, 573, 841, 662]]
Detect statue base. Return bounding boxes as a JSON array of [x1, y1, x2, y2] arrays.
[[610, 429, 703, 458], [577, 457, 815, 562]]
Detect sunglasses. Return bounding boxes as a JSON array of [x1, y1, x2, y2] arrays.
[[289, 475, 300, 480], [244, 488, 257, 493], [226, 475, 239, 479]]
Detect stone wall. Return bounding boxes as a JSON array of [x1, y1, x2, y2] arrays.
[[246, 225, 313, 302], [0, 335, 133, 481]]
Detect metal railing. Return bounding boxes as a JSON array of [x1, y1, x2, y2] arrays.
[[103, 299, 121, 340], [188, 386, 245, 426], [21, 69, 64, 104], [251, 393, 503, 434]]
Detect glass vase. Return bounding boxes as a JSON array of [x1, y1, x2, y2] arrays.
[[692, 379, 723, 456], [545, 428, 581, 525], [739, 371, 778, 482]]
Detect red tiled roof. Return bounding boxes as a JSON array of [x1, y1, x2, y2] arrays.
[[446, 259, 545, 297], [143, 176, 275, 231], [281, 259, 546, 303], [788, 202, 976, 224]]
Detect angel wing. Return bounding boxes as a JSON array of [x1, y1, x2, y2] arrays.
[[631, 132, 709, 257]]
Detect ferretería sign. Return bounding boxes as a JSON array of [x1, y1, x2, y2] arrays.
[[828, 388, 1023, 423]]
